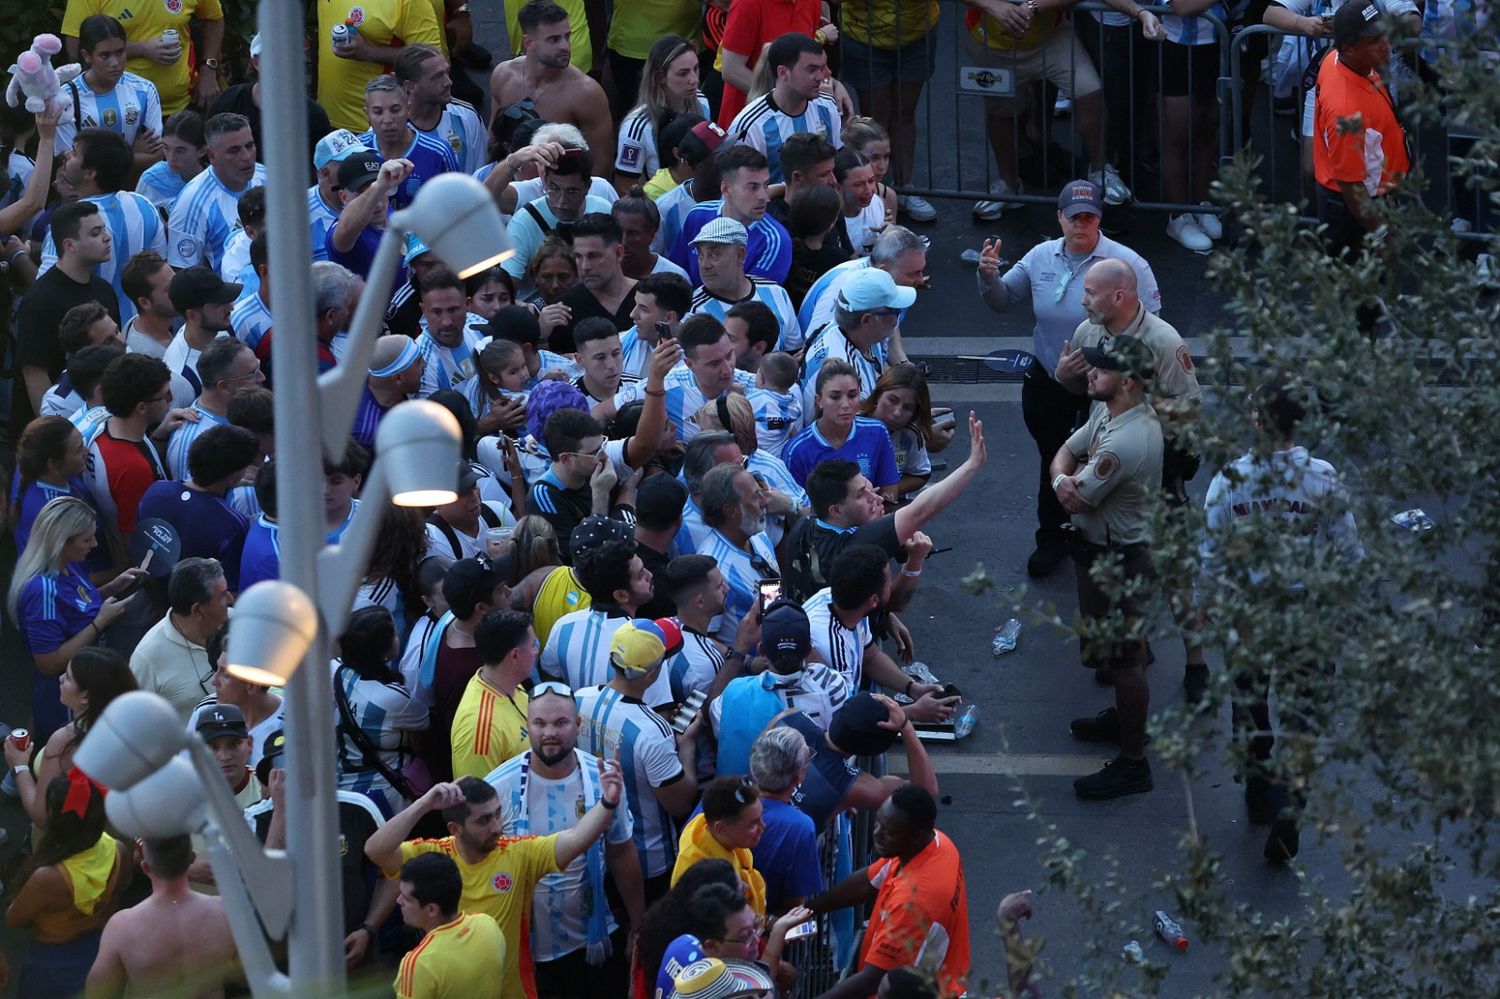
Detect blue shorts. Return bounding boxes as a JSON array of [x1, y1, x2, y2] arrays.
[[841, 28, 939, 92]]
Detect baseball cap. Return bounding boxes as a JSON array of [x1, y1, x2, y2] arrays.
[[694, 217, 748, 247], [196, 703, 250, 742], [169, 265, 242, 313], [1058, 178, 1104, 219], [669, 958, 775, 999], [1080, 335, 1154, 382], [636, 474, 688, 527], [314, 129, 370, 171], [836, 267, 917, 313], [610, 618, 679, 674], [255, 729, 287, 785], [443, 556, 507, 616], [337, 152, 383, 193], [404, 232, 432, 265], [483, 305, 543, 347], [1333, 1, 1385, 45], [761, 601, 811, 658], [455, 461, 482, 495], [828, 692, 902, 757], [569, 516, 634, 557]]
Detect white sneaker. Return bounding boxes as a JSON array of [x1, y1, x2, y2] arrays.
[[1167, 214, 1213, 253], [1054, 95, 1072, 116], [1195, 202, 1223, 240], [1091, 164, 1132, 206], [973, 179, 1017, 221], [898, 194, 938, 222]]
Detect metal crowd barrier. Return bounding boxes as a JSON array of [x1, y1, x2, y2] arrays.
[[835, 0, 1231, 215]]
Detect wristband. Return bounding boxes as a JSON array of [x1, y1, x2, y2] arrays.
[[726, 648, 746, 662], [359, 923, 376, 940], [602, 797, 620, 810], [1051, 473, 1069, 492], [901, 567, 922, 578], [8, 248, 27, 265], [644, 386, 666, 398], [13, 764, 30, 776]]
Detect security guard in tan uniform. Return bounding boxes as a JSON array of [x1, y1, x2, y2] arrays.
[[1049, 335, 1163, 800], [1056, 256, 1210, 700]]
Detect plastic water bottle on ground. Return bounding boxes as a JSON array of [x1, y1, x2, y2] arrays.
[[992, 618, 1022, 657], [1153, 911, 1189, 951]]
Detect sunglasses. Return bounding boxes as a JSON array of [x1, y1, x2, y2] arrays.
[[501, 98, 537, 123], [532, 681, 574, 700], [732, 774, 757, 806]]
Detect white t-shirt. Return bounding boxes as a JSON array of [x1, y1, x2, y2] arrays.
[[423, 499, 517, 560], [615, 94, 712, 178]]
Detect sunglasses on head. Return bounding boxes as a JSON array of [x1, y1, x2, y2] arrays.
[[532, 681, 574, 700]]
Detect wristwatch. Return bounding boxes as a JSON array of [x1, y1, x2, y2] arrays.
[[200, 57, 220, 70]]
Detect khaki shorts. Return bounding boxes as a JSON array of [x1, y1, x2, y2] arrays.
[[964, 21, 1102, 116]]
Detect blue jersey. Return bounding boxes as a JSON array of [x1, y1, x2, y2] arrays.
[[687, 278, 803, 351], [416, 100, 487, 174], [164, 401, 230, 479], [307, 185, 341, 263], [16, 565, 100, 656], [136, 480, 250, 585], [669, 201, 792, 285], [135, 161, 189, 213], [695, 528, 780, 645], [350, 385, 391, 452], [355, 127, 459, 210], [40, 191, 165, 325], [237, 514, 281, 590], [727, 92, 843, 184], [652, 179, 696, 255], [230, 290, 274, 357], [168, 164, 267, 270], [55, 71, 163, 154], [784, 417, 899, 489], [11, 476, 109, 574]]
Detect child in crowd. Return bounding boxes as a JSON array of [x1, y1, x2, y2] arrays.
[[749, 351, 805, 460], [862, 362, 937, 501]]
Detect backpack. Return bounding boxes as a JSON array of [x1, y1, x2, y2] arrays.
[[780, 515, 826, 605], [426, 502, 503, 559]]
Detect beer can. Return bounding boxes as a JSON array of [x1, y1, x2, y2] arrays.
[[9, 729, 30, 754], [162, 29, 178, 46], [332, 24, 351, 49]]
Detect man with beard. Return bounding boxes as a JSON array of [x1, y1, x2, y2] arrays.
[[395, 45, 487, 174], [167, 113, 265, 272], [484, 683, 645, 997], [416, 267, 482, 397], [555, 213, 638, 349], [696, 463, 779, 645], [162, 265, 237, 406], [366, 766, 624, 999]]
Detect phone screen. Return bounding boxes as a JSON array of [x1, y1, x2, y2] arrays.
[[757, 578, 783, 608]]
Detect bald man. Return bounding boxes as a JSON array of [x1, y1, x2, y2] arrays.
[[1056, 257, 1208, 698]]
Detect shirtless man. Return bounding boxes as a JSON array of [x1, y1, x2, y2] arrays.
[[86, 835, 238, 998], [489, 0, 612, 177]]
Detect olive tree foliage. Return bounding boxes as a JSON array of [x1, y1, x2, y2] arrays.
[[970, 15, 1500, 998]]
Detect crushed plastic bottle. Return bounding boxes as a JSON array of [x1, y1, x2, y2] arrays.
[[1153, 910, 1189, 952], [992, 618, 1022, 656], [1121, 940, 1144, 964]]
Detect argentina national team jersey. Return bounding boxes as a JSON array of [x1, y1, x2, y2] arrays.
[[574, 684, 684, 878], [798, 257, 870, 331], [538, 608, 674, 707], [415, 325, 482, 397], [55, 72, 163, 154], [168, 164, 267, 270], [230, 291, 274, 357], [745, 386, 803, 459], [614, 364, 757, 445], [71, 405, 111, 447], [416, 101, 488, 174], [356, 127, 460, 209], [135, 161, 189, 213], [696, 529, 779, 645], [670, 201, 793, 286], [618, 327, 655, 380], [40, 191, 166, 325], [307, 185, 341, 262], [783, 416, 899, 489], [165, 402, 230, 479], [616, 93, 712, 177], [803, 587, 873, 691], [800, 325, 888, 415], [688, 279, 804, 351], [727, 92, 844, 184]]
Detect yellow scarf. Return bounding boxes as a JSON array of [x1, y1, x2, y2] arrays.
[[671, 814, 767, 916], [60, 833, 117, 915]]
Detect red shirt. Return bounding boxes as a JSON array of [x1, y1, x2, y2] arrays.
[[1312, 52, 1409, 195], [88, 428, 167, 535], [859, 831, 971, 997], [717, 0, 822, 126]]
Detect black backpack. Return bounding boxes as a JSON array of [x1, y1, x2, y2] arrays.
[[780, 515, 827, 605]]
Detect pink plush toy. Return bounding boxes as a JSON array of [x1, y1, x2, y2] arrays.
[[6, 34, 83, 116]]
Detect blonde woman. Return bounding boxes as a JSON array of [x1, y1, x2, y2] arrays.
[[7, 498, 144, 743], [614, 35, 711, 196]]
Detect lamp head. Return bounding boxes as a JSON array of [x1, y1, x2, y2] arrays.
[[226, 580, 320, 687], [104, 757, 207, 839], [74, 691, 187, 790], [403, 173, 513, 278], [375, 400, 464, 506]]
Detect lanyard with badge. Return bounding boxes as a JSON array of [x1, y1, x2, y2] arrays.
[[1054, 254, 1093, 304]]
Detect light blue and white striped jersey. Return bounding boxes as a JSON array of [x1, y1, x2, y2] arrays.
[[687, 279, 804, 352], [798, 256, 869, 332], [219, 228, 257, 292], [708, 661, 851, 736], [618, 327, 657, 380], [485, 748, 634, 961], [2, 150, 34, 215], [333, 660, 430, 801], [162, 330, 230, 406], [229, 290, 273, 355], [614, 363, 757, 445], [355, 126, 460, 209], [165, 401, 230, 479], [416, 100, 488, 174], [696, 529, 779, 645], [539, 608, 673, 707], [168, 164, 267, 270], [746, 386, 803, 460], [727, 92, 844, 184], [1159, 2, 1228, 44], [135, 161, 190, 213], [40, 191, 165, 325], [665, 621, 726, 784], [574, 683, 684, 878], [307, 185, 341, 263], [803, 587, 873, 691], [746, 448, 807, 508], [673, 497, 709, 556], [71, 405, 111, 447], [801, 325, 888, 416], [652, 179, 696, 255], [616, 93, 712, 178], [415, 324, 482, 397], [55, 72, 163, 153]]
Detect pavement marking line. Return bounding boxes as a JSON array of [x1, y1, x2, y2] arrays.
[[886, 751, 1109, 777]]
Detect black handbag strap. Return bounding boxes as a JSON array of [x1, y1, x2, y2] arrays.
[[333, 665, 416, 799]]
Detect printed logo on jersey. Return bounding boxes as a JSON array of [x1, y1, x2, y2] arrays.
[[491, 871, 514, 893], [177, 238, 196, 259], [620, 145, 640, 168], [164, 0, 183, 13], [120, 8, 136, 19], [1176, 345, 1194, 373], [347, 6, 367, 25], [103, 109, 119, 127], [74, 583, 92, 611], [125, 107, 139, 126], [448, 133, 462, 153], [1094, 451, 1119, 480], [338, 834, 349, 857]]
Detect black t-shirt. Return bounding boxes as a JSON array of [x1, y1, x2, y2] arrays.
[[635, 540, 675, 619], [249, 791, 384, 934], [209, 84, 332, 181], [809, 512, 904, 572], [554, 282, 637, 353], [788, 238, 850, 311], [12, 266, 119, 430]]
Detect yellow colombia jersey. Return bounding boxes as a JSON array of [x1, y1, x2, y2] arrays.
[[450, 674, 529, 781], [62, 0, 224, 115], [395, 911, 506, 999], [397, 834, 560, 998], [316, 0, 444, 131], [532, 565, 589, 653]]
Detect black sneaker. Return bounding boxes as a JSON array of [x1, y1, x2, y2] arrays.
[[1026, 542, 1068, 578], [1245, 776, 1275, 824], [1264, 817, 1300, 863], [1183, 663, 1209, 704], [1070, 707, 1121, 742], [1074, 755, 1153, 800]]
